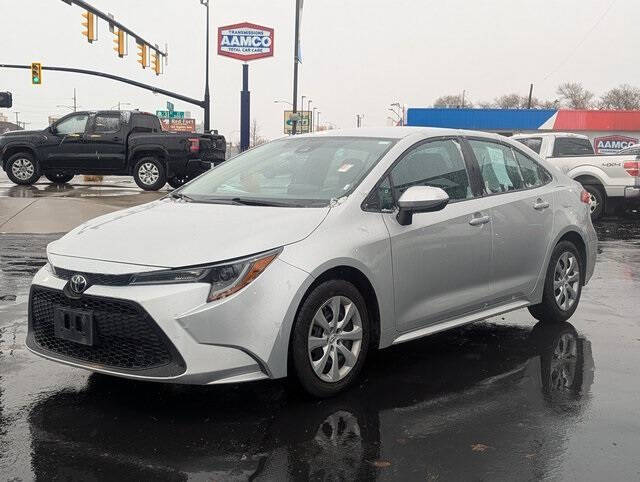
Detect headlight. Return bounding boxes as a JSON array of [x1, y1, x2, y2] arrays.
[[130, 248, 281, 302]]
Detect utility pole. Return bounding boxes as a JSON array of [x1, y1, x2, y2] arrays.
[[73, 88, 77, 111], [307, 99, 312, 131], [527, 83, 534, 109], [14, 112, 19, 125], [356, 114, 363, 127], [461, 90, 466, 108], [312, 107, 317, 132], [317, 111, 321, 131], [291, 0, 301, 135]]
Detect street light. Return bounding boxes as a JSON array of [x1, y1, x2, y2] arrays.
[[307, 100, 312, 131], [274, 99, 293, 107], [200, 0, 211, 131]]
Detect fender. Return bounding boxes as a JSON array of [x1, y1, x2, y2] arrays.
[[530, 224, 589, 304], [566, 165, 611, 187], [1, 141, 38, 167]]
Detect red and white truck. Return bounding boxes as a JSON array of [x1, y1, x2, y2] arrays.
[[512, 132, 640, 219]]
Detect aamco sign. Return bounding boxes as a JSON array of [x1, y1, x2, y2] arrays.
[[218, 22, 274, 61], [593, 135, 639, 154]]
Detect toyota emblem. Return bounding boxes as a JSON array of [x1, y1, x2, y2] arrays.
[[69, 274, 88, 294]]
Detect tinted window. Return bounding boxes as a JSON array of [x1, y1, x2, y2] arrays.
[[93, 114, 120, 133], [55, 114, 89, 135], [132, 114, 159, 133], [553, 137, 594, 157], [469, 139, 524, 193], [515, 137, 542, 154], [390, 139, 472, 201]]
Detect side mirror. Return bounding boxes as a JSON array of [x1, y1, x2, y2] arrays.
[[396, 186, 449, 226]]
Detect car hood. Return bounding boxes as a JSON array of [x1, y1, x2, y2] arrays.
[[48, 199, 330, 268], [1, 129, 41, 137]]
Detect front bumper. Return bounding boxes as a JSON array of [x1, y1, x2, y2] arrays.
[[27, 257, 311, 384]]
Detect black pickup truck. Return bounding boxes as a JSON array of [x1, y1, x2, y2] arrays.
[[0, 110, 226, 190]]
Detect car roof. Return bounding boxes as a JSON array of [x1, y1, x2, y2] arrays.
[[298, 126, 512, 141]]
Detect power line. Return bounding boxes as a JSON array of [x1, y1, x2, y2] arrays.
[[542, 0, 617, 81]]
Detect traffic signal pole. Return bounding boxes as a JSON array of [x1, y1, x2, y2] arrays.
[[0, 63, 207, 118]]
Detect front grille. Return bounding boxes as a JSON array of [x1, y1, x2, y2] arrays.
[[53, 266, 132, 286], [28, 286, 186, 377]]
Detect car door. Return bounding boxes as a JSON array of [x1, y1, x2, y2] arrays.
[[465, 138, 554, 302], [380, 137, 492, 334], [41, 113, 91, 169], [85, 112, 126, 171]]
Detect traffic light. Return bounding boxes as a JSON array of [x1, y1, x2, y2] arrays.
[[81, 10, 97, 43], [31, 63, 42, 85], [136, 42, 148, 69], [113, 28, 126, 57], [151, 50, 163, 75], [0, 92, 12, 108]]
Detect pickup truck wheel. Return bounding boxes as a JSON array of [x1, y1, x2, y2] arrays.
[[45, 173, 74, 184], [133, 157, 166, 191], [6, 152, 41, 185], [167, 174, 190, 189], [583, 185, 604, 221]]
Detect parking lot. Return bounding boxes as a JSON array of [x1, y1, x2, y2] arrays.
[[0, 175, 638, 480]]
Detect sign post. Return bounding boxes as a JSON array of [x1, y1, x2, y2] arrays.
[[218, 22, 274, 151]]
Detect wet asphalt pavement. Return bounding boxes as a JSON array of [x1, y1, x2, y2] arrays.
[[1, 187, 640, 480]]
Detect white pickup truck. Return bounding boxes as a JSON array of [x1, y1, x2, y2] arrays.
[[512, 132, 640, 219]]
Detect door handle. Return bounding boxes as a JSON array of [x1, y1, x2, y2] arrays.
[[469, 215, 491, 226], [533, 200, 550, 210]]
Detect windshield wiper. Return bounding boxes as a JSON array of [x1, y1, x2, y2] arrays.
[[229, 197, 303, 207], [169, 192, 195, 202]]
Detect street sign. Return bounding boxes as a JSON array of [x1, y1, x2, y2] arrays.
[[167, 101, 174, 111], [156, 110, 184, 119], [218, 22, 274, 61], [284, 110, 311, 134]]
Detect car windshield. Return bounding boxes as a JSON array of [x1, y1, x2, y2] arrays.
[[179, 136, 396, 206]]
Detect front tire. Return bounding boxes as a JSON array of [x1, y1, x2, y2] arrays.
[[529, 241, 583, 323], [291, 280, 370, 398], [6, 152, 41, 185], [583, 184, 604, 221], [45, 173, 74, 184], [133, 157, 166, 191]]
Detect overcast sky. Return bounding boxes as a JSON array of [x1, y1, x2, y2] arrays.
[[0, 0, 632, 141]]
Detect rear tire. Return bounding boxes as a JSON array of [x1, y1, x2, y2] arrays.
[[6, 152, 41, 185], [133, 157, 166, 191], [291, 279, 370, 398], [529, 241, 583, 324], [45, 173, 74, 184], [583, 184, 604, 221]]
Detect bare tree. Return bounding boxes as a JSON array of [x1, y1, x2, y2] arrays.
[[250, 119, 267, 147], [598, 84, 640, 110], [556, 82, 594, 109], [433, 94, 473, 108], [494, 94, 523, 109]]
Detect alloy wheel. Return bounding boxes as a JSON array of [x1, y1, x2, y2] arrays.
[[138, 162, 159, 185], [11, 158, 35, 181], [553, 252, 580, 311], [588, 193, 598, 213], [307, 296, 363, 383]]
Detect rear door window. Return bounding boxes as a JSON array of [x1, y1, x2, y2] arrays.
[[552, 137, 594, 157], [93, 114, 121, 134], [468, 139, 524, 194], [513, 149, 550, 188]]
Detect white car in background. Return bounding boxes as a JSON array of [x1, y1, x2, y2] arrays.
[[513, 132, 640, 219]]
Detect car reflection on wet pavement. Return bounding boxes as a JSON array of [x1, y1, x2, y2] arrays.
[[1, 216, 640, 480]]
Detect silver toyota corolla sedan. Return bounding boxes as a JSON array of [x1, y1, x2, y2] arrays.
[[27, 127, 597, 397]]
